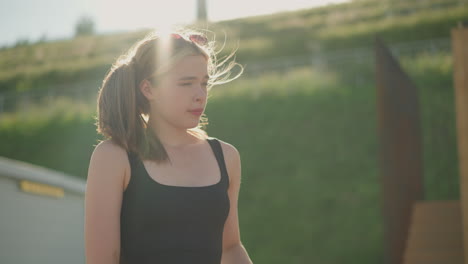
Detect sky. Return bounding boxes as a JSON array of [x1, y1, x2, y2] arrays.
[[0, 0, 350, 47]]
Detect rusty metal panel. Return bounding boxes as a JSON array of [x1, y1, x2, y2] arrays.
[[451, 24, 468, 264], [374, 36, 425, 264]]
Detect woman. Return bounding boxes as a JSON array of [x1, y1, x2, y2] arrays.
[[84, 27, 253, 264]]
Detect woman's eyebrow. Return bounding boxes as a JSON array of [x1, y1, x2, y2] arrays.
[[178, 75, 209, 81]]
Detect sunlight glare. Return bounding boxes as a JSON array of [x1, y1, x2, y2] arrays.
[[153, 21, 178, 78]]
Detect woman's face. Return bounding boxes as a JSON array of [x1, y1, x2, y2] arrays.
[[148, 54, 209, 129]]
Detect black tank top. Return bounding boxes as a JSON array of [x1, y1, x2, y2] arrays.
[[120, 137, 230, 264]]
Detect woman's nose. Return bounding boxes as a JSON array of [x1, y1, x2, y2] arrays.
[[194, 89, 206, 102], [195, 84, 207, 96]]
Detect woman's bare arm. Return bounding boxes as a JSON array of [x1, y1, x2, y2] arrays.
[[84, 140, 128, 264], [220, 141, 254, 264]]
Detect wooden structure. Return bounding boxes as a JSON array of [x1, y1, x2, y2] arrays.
[[404, 201, 463, 264], [375, 23, 468, 264], [452, 22, 468, 264]]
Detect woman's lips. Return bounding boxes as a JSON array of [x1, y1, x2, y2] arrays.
[[188, 110, 203, 116]]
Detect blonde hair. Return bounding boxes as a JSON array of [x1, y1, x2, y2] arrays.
[[95, 26, 243, 164]]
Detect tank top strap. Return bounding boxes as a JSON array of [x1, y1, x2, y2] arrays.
[[126, 139, 229, 189], [207, 137, 230, 189], [126, 150, 139, 176]]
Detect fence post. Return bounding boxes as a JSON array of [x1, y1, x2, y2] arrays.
[[451, 21, 468, 264]]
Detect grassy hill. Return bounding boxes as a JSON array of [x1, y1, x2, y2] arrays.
[[0, 0, 461, 263], [0, 51, 459, 263], [0, 0, 467, 94]]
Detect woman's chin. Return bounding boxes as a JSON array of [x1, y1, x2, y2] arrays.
[[185, 119, 200, 128]]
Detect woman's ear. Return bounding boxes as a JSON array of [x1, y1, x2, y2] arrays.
[[139, 79, 157, 101]]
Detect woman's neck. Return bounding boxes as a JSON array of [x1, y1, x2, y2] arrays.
[[147, 118, 201, 149]]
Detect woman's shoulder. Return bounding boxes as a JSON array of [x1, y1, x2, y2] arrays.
[[93, 139, 129, 158], [209, 137, 239, 158], [208, 137, 241, 179], [89, 139, 130, 189]]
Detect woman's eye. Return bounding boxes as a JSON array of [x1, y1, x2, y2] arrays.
[[179, 83, 208, 88], [180, 83, 208, 86]]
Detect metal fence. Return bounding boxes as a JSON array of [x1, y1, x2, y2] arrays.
[[0, 37, 452, 115], [243, 37, 451, 75]]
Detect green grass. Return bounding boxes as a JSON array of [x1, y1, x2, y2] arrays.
[[0, 0, 462, 262], [0, 49, 459, 263], [1, 0, 467, 93]]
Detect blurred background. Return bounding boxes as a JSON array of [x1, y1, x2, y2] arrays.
[[0, 0, 464, 263]]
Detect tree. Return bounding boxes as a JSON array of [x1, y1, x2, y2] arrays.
[[75, 15, 95, 37]]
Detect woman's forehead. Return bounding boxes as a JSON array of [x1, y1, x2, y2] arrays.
[[169, 56, 208, 78], [176, 55, 207, 68]]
